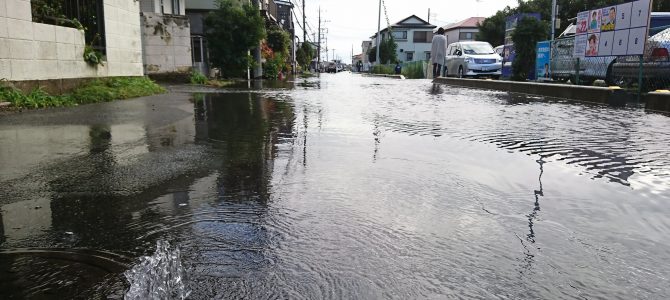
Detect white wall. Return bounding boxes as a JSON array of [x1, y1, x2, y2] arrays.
[[0, 0, 143, 81], [394, 28, 432, 63], [141, 12, 192, 74]]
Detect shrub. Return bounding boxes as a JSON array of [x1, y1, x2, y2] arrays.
[[190, 71, 208, 84]]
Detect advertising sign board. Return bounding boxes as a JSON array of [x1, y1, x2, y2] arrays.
[[536, 41, 551, 80], [573, 0, 652, 58]]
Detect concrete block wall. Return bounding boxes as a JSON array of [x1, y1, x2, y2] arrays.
[[0, 0, 143, 81], [141, 12, 192, 74]]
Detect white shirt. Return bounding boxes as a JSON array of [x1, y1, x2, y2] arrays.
[[431, 34, 447, 64]]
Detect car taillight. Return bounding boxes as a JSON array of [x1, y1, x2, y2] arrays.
[[651, 48, 669, 62]]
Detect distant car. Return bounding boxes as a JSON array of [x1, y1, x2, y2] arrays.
[[610, 27, 670, 90], [444, 41, 502, 79]]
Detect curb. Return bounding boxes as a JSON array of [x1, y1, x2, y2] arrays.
[[645, 91, 670, 112], [432, 77, 614, 104], [363, 74, 406, 80]]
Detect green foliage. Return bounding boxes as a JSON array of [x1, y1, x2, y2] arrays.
[[206, 0, 266, 78], [401, 61, 426, 79], [1, 77, 165, 109], [477, 8, 513, 46], [266, 26, 290, 57], [83, 45, 104, 66], [263, 54, 285, 79], [296, 43, 315, 70], [31, 0, 85, 30], [367, 37, 398, 64], [371, 65, 394, 75], [511, 17, 549, 81], [190, 71, 208, 84]]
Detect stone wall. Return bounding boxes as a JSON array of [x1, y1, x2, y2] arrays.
[[141, 12, 192, 74], [0, 0, 143, 82]]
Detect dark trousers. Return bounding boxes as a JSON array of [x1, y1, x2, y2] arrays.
[[433, 63, 442, 78]]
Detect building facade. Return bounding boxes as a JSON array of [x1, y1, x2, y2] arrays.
[[1, 0, 143, 86], [139, 0, 193, 76], [439, 17, 486, 47], [371, 15, 436, 63]]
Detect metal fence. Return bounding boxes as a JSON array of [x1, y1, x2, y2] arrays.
[[550, 26, 670, 93], [31, 0, 106, 53]]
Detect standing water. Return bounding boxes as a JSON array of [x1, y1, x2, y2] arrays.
[[0, 73, 669, 299]]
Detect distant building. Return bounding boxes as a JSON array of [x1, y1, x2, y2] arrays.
[[361, 41, 372, 64], [438, 17, 486, 47], [370, 15, 436, 63]]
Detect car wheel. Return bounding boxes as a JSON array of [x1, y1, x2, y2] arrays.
[[458, 66, 464, 78]]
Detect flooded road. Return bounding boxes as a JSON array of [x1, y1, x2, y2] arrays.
[[1, 73, 669, 299]]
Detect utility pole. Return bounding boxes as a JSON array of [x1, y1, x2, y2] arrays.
[[332, 48, 336, 62], [317, 7, 321, 72], [375, 0, 381, 65], [253, 0, 262, 78], [303, 0, 306, 43], [551, 0, 557, 40], [428, 8, 430, 23]]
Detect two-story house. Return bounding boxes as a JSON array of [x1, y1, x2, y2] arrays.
[[371, 15, 436, 63], [437, 17, 486, 47]]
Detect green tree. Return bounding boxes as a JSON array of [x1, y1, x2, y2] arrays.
[[266, 26, 290, 57], [206, 0, 265, 77], [296, 42, 314, 70], [477, 7, 513, 46], [511, 17, 549, 81], [367, 36, 398, 64]]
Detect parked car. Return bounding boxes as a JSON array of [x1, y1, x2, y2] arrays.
[[550, 12, 670, 85], [610, 27, 670, 90], [444, 41, 502, 78], [326, 61, 343, 73]]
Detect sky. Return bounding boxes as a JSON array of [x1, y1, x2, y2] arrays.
[[292, 0, 519, 63]]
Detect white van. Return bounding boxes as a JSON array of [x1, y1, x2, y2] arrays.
[[445, 41, 503, 79]]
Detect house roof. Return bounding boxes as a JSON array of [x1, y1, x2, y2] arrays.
[[370, 15, 436, 38], [441, 17, 486, 31]]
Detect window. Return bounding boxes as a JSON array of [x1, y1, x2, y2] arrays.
[[160, 0, 165, 14], [459, 32, 474, 40], [413, 31, 433, 43], [406, 52, 414, 61], [392, 31, 408, 40], [172, 0, 180, 15], [425, 52, 431, 60]]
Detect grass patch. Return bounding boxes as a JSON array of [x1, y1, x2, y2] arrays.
[[189, 71, 208, 84], [0, 77, 165, 109], [371, 65, 394, 75]]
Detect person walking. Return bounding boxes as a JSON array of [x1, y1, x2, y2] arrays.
[[431, 27, 447, 78]]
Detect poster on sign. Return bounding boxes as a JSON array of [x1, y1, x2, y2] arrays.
[[586, 33, 600, 56], [612, 29, 630, 55], [573, 0, 652, 58], [535, 41, 551, 80], [576, 11, 589, 34], [630, 0, 651, 28], [601, 6, 616, 31], [627, 26, 647, 55], [588, 9, 601, 33], [615, 2, 633, 30], [598, 31, 615, 56]]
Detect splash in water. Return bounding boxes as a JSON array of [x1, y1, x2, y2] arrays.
[[124, 240, 190, 300]]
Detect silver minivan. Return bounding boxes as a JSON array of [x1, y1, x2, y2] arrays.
[[445, 41, 502, 78]]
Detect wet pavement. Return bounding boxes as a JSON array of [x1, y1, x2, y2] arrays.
[[1, 73, 669, 299]]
